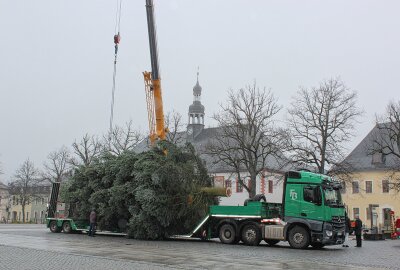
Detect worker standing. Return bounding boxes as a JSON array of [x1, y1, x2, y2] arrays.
[[88, 209, 97, 237], [354, 215, 363, 247]]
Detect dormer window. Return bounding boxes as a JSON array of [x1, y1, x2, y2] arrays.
[[372, 152, 385, 164]]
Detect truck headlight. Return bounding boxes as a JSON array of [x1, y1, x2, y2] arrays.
[[326, 230, 332, 237]]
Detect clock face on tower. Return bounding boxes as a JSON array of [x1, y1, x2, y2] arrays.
[[187, 127, 193, 135]]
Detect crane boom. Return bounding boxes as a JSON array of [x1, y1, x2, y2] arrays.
[[144, 0, 166, 145]]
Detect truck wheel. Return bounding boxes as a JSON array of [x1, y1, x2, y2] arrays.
[[311, 243, 325, 249], [265, 239, 280, 246], [49, 221, 61, 233], [288, 226, 310, 249], [241, 224, 261, 246], [219, 224, 237, 244], [63, 221, 72, 233]]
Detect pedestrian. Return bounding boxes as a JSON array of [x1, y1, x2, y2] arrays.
[[342, 212, 351, 247], [354, 215, 363, 247], [88, 209, 97, 237]]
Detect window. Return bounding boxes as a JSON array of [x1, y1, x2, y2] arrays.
[[353, 208, 359, 219], [366, 181, 372, 193], [303, 186, 316, 203], [13, 196, 15, 205], [341, 182, 346, 194], [366, 207, 371, 220], [268, 180, 273, 193], [225, 179, 232, 188], [382, 180, 389, 193], [261, 176, 265, 194], [352, 181, 359, 194], [213, 176, 224, 188], [236, 179, 243, 193], [372, 152, 384, 164]]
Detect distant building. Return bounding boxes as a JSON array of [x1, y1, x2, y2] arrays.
[[340, 124, 400, 230], [136, 73, 291, 205], [9, 185, 51, 223], [0, 181, 10, 222]]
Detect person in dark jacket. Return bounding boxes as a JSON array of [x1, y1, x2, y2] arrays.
[[354, 215, 363, 247], [88, 209, 97, 237]]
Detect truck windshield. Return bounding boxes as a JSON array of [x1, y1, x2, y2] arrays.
[[324, 188, 343, 207]]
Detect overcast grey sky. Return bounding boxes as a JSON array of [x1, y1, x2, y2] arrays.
[[1, 0, 399, 182]]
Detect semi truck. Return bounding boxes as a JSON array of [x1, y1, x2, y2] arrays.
[[47, 170, 345, 249], [187, 170, 346, 249]]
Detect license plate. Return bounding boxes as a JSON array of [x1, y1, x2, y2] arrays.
[[337, 231, 343, 236]]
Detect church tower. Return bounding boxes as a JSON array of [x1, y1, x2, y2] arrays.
[[187, 70, 205, 139]]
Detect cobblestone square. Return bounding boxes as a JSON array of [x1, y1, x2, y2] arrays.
[[1, 224, 399, 269]]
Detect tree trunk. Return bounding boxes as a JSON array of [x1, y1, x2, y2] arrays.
[[249, 175, 257, 198], [22, 205, 25, 223]]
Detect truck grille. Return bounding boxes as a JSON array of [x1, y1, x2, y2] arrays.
[[331, 216, 345, 230]]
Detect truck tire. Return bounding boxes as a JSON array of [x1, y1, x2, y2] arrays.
[[49, 221, 61, 233], [288, 226, 310, 249], [241, 224, 261, 246], [219, 224, 237, 244], [265, 239, 280, 246], [62, 221, 72, 233]]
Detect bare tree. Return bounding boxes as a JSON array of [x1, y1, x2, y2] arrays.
[[11, 159, 40, 223], [70, 134, 102, 167], [42, 146, 71, 183], [104, 120, 144, 156], [369, 101, 400, 190], [287, 78, 363, 175], [206, 83, 285, 198], [165, 110, 184, 144]]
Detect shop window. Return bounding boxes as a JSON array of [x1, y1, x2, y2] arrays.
[[366, 208, 371, 220]]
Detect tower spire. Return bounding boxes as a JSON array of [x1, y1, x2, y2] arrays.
[[187, 68, 205, 136]]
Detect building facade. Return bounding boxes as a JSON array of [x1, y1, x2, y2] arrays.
[[9, 185, 51, 223], [212, 171, 284, 206], [0, 181, 10, 222], [340, 124, 400, 231]]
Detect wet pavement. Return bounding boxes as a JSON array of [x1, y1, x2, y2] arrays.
[[0, 224, 398, 269]]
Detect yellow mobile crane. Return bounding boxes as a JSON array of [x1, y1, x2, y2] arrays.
[[143, 0, 166, 145]]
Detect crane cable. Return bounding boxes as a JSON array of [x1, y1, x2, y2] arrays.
[[109, 0, 123, 133]]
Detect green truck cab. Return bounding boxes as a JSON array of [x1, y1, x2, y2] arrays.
[[189, 170, 345, 249]]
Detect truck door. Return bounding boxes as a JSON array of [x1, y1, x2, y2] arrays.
[[284, 184, 302, 218], [301, 185, 323, 221]]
